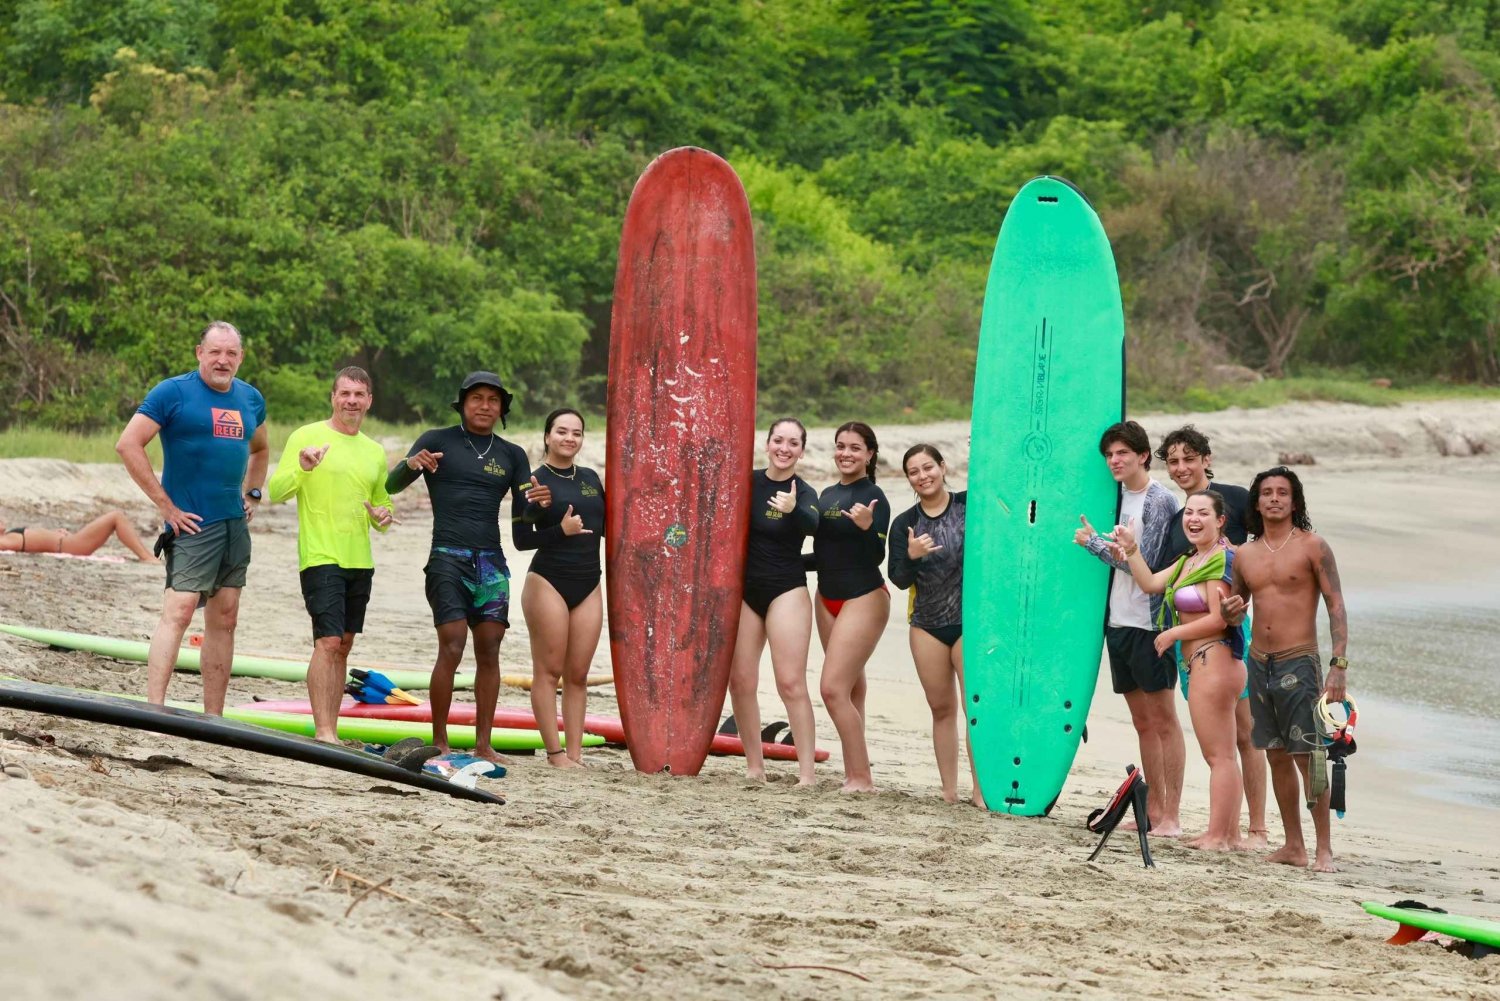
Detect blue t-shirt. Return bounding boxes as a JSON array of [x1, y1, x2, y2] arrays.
[[137, 371, 267, 528]]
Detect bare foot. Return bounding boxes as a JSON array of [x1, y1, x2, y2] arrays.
[[1266, 843, 1308, 867], [745, 768, 767, 784], [547, 752, 582, 769], [137, 555, 161, 564], [1150, 820, 1183, 838], [839, 778, 877, 794], [473, 746, 514, 767], [941, 789, 958, 804], [1244, 828, 1270, 851], [1184, 832, 1242, 852], [313, 733, 340, 746], [971, 792, 987, 809], [1311, 848, 1338, 873], [795, 776, 816, 788]]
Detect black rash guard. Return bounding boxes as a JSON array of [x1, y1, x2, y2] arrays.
[[745, 468, 820, 588], [386, 425, 531, 550], [1156, 481, 1251, 572], [513, 463, 605, 580], [888, 491, 967, 629], [812, 478, 890, 600]]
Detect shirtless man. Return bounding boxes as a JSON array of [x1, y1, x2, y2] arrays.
[[1222, 466, 1349, 873]]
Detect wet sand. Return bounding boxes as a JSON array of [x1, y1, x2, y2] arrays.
[[2, 399, 1499, 999]]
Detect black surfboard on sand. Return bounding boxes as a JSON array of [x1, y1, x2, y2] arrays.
[[0, 677, 503, 805]]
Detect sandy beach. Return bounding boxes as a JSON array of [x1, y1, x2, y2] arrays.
[[2, 399, 1499, 999]]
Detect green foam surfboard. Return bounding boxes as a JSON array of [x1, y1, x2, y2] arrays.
[[214, 705, 604, 751], [963, 176, 1124, 816], [0, 623, 474, 691], [1362, 901, 1500, 947]]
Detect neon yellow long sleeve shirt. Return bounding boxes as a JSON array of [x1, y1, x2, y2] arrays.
[[267, 421, 392, 571]]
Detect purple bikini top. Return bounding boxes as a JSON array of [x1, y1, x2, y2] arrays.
[[1171, 582, 1210, 615]]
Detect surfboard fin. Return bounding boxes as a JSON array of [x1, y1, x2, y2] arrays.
[[1385, 923, 1429, 946], [347, 668, 422, 706]]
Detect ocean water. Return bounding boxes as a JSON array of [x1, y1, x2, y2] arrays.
[[1343, 583, 1500, 807]]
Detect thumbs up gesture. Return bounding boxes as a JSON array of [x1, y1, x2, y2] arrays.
[[527, 475, 553, 509], [768, 486, 797, 514]]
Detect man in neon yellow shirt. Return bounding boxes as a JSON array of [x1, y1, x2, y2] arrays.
[[268, 366, 395, 743]]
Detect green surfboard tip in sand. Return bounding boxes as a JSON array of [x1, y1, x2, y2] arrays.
[[962, 176, 1124, 817]]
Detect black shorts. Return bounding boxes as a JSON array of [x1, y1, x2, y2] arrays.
[[529, 567, 600, 611], [300, 565, 373, 640], [1247, 646, 1324, 753], [916, 623, 962, 648], [1106, 625, 1176, 695], [742, 578, 805, 620]]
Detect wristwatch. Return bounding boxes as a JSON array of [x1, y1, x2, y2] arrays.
[[245, 488, 264, 502], [1329, 656, 1349, 670]]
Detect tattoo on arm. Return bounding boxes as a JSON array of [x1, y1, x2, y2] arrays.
[[1315, 538, 1348, 657], [1230, 559, 1248, 600]]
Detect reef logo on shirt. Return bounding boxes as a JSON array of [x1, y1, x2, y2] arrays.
[[482, 458, 509, 479], [211, 408, 245, 440], [580, 482, 601, 498]]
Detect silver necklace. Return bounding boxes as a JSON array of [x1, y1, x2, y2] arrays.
[[543, 462, 577, 480], [463, 429, 495, 459], [1261, 529, 1297, 554]]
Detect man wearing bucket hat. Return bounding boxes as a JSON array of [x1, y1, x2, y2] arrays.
[[387, 371, 551, 764]]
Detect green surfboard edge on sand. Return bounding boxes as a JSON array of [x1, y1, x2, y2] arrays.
[[963, 176, 1124, 817], [0, 623, 474, 691], [1362, 901, 1500, 947], [214, 705, 604, 751]]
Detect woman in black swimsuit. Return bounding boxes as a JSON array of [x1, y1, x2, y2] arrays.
[[727, 418, 821, 784], [887, 444, 982, 807], [516, 408, 605, 768], [812, 421, 890, 793]]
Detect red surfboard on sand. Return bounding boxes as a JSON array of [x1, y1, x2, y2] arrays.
[[606, 147, 757, 775], [235, 700, 829, 762]]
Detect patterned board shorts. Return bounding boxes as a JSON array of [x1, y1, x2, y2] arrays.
[[1246, 646, 1324, 752], [424, 547, 511, 627]]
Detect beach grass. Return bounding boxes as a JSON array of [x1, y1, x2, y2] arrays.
[[1129, 374, 1498, 415]]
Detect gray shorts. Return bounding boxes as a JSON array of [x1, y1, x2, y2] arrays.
[[1247, 646, 1323, 753], [163, 518, 251, 597]]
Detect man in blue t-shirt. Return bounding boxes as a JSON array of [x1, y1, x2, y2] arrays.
[[116, 321, 269, 713]]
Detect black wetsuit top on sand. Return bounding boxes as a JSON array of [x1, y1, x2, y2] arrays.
[[888, 490, 967, 630], [813, 478, 890, 600], [745, 469, 820, 588], [514, 463, 605, 580], [386, 426, 531, 550], [1155, 481, 1251, 572]]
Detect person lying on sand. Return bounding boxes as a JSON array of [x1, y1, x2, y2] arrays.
[[1, 510, 158, 562]]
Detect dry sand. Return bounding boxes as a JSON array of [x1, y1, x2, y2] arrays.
[[2, 398, 1499, 999]]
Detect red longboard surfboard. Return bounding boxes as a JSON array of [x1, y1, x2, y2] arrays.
[[606, 147, 757, 775], [235, 700, 829, 762]]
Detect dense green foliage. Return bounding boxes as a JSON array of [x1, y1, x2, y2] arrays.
[[1, 0, 1496, 429]]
